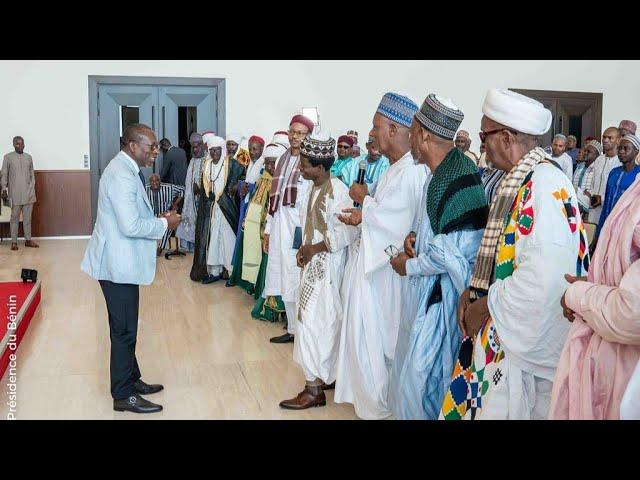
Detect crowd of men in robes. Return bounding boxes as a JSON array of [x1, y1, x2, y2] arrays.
[[148, 88, 639, 420]]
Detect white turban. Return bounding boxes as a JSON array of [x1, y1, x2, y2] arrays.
[[226, 132, 245, 145], [482, 89, 552, 136], [263, 143, 287, 159], [206, 135, 227, 158], [202, 132, 216, 146], [271, 132, 290, 149]]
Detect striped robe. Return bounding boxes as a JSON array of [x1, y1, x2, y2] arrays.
[[145, 183, 185, 250]]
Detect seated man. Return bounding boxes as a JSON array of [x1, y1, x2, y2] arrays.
[[145, 173, 184, 256]]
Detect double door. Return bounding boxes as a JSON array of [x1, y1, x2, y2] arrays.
[[93, 82, 218, 222]]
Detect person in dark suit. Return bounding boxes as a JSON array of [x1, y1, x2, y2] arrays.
[[159, 138, 188, 187], [81, 124, 182, 414]]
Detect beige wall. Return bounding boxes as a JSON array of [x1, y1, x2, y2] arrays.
[[1, 60, 639, 170]]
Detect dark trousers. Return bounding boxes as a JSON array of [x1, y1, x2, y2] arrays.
[[99, 280, 142, 400]]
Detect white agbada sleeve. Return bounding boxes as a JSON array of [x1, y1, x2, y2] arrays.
[[325, 181, 359, 253], [360, 155, 426, 275], [488, 165, 578, 379]]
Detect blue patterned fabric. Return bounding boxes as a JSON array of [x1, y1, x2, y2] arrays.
[[376, 92, 418, 128]]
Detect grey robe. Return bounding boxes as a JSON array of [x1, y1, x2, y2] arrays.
[[1, 152, 36, 205]]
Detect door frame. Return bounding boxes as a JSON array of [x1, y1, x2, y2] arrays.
[[88, 75, 226, 224], [511, 89, 603, 145]]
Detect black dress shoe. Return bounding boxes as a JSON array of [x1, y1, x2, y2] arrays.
[[134, 379, 164, 395], [225, 280, 234, 287], [270, 333, 294, 344], [202, 275, 220, 284], [322, 381, 336, 391], [113, 394, 163, 414]]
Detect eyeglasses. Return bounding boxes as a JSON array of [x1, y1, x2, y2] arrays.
[[288, 129, 308, 138], [337, 144, 351, 149], [384, 244, 400, 259], [478, 128, 518, 143], [137, 141, 160, 151]]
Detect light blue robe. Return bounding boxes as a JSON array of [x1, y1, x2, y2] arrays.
[[390, 176, 484, 420], [341, 154, 390, 196]]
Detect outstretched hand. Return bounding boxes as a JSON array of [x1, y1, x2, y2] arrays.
[[338, 208, 362, 226], [164, 211, 182, 230]]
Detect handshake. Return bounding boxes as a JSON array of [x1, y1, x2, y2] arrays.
[[160, 210, 182, 230]]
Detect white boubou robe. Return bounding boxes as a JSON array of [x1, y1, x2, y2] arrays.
[[263, 155, 312, 335], [293, 178, 358, 384], [334, 152, 428, 419], [206, 157, 236, 276], [480, 164, 585, 419]]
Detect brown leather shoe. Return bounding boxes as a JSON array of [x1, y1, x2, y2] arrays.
[[25, 240, 39, 248], [279, 386, 326, 410], [322, 382, 335, 391], [10, 243, 18, 251]]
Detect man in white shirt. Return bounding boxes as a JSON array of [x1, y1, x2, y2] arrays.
[[551, 134, 573, 180]]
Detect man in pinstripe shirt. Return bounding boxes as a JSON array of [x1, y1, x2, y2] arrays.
[[145, 174, 184, 256]]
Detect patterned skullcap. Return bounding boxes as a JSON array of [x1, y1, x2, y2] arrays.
[[415, 94, 464, 140], [619, 120, 637, 134], [456, 130, 470, 140], [621, 134, 640, 151], [301, 134, 336, 160], [376, 92, 418, 128], [586, 139, 603, 156], [347, 130, 358, 141]]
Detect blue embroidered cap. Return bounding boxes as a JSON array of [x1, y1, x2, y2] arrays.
[[376, 92, 418, 128]]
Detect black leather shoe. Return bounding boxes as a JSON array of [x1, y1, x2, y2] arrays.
[[322, 381, 335, 391], [134, 379, 164, 395], [202, 275, 220, 284], [270, 333, 294, 344], [113, 394, 163, 414]]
